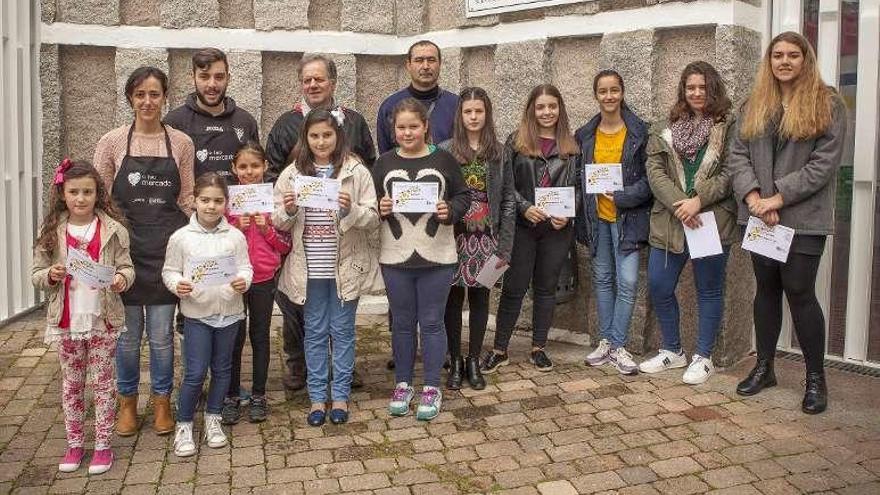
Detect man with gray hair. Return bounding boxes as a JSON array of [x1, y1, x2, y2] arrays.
[[266, 54, 375, 392], [265, 54, 376, 175]]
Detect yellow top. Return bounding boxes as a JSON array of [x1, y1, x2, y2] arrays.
[[593, 126, 627, 222]]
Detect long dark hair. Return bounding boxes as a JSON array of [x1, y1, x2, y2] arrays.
[[669, 61, 731, 123], [514, 84, 579, 158], [36, 161, 125, 254], [450, 87, 502, 164], [290, 109, 349, 178]]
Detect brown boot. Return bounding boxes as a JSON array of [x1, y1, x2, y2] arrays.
[[152, 394, 175, 435], [116, 394, 139, 437]]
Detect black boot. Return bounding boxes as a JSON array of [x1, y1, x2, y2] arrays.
[[736, 358, 777, 396], [802, 371, 827, 414], [446, 356, 464, 390], [465, 355, 486, 390]]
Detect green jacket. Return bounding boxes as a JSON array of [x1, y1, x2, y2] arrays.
[[646, 114, 738, 254]]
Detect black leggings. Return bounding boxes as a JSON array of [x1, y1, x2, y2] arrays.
[[751, 251, 825, 373], [494, 223, 573, 351], [228, 279, 275, 397], [445, 286, 490, 358]]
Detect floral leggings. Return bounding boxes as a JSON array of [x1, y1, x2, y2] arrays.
[[58, 333, 118, 449]]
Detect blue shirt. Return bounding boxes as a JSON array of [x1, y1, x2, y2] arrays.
[[376, 87, 459, 154]]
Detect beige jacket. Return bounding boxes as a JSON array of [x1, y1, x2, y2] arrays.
[[32, 211, 135, 329], [272, 156, 381, 304]]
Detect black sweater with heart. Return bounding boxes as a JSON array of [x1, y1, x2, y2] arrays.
[[372, 148, 470, 268]]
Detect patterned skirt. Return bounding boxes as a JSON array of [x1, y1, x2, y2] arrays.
[[452, 230, 497, 288]]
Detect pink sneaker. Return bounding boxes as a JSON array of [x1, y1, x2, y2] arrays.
[[58, 447, 85, 472], [88, 449, 114, 475]]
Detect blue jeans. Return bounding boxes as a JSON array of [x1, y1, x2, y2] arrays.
[[592, 220, 640, 349], [648, 246, 729, 358], [303, 279, 358, 403], [117, 304, 175, 396], [177, 318, 239, 422], [382, 264, 455, 387]]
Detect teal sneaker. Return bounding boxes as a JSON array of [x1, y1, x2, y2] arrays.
[[415, 386, 443, 421], [388, 382, 414, 416]]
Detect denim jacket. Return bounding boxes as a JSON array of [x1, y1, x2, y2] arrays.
[[575, 107, 653, 256]]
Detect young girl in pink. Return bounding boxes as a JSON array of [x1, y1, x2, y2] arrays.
[[32, 160, 135, 475], [222, 142, 291, 424]]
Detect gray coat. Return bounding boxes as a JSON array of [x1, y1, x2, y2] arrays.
[[438, 140, 516, 262], [728, 95, 847, 235]]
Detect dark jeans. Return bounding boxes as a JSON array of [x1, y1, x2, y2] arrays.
[[752, 251, 826, 373], [494, 223, 573, 351], [276, 289, 306, 378], [648, 246, 730, 358], [228, 279, 275, 398], [445, 286, 490, 358], [382, 264, 455, 387], [177, 318, 239, 422]]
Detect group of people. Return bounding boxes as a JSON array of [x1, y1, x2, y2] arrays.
[[32, 31, 846, 475]]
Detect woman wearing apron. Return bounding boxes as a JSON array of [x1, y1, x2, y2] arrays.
[[94, 67, 195, 436]]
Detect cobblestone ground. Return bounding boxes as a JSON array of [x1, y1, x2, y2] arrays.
[[1, 311, 879, 495]]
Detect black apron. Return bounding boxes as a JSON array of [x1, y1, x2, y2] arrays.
[[112, 125, 188, 305], [191, 124, 246, 183]]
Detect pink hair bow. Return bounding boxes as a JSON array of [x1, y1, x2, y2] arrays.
[[53, 158, 73, 185]]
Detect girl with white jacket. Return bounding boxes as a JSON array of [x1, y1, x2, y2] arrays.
[[273, 109, 380, 426], [162, 172, 253, 456]]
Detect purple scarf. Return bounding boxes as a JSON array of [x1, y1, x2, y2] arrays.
[[671, 115, 713, 159]]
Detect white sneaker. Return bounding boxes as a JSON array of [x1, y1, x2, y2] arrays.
[[203, 413, 228, 448], [609, 347, 639, 375], [388, 382, 415, 416], [639, 349, 688, 374], [585, 339, 612, 366], [173, 422, 196, 457], [682, 355, 715, 385]]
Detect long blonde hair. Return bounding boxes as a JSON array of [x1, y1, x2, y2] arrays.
[[740, 31, 835, 140]]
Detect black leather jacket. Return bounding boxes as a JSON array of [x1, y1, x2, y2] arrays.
[[438, 140, 516, 261], [504, 132, 580, 228]]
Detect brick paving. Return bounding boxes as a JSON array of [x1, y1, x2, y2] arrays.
[[1, 312, 879, 494]]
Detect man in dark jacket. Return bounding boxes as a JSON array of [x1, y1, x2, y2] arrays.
[[376, 40, 459, 154], [164, 48, 260, 183], [265, 54, 376, 175]]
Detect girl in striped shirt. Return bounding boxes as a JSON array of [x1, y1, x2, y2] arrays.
[[273, 110, 380, 426]]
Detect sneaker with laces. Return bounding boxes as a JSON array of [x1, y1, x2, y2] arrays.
[[609, 347, 639, 375], [529, 349, 553, 372], [221, 397, 241, 425], [682, 355, 715, 384], [481, 351, 509, 374], [88, 448, 114, 475], [204, 413, 228, 448], [173, 422, 197, 457], [249, 395, 269, 423], [416, 386, 443, 421], [638, 349, 688, 374], [585, 339, 612, 366], [58, 447, 85, 472], [388, 382, 415, 416]]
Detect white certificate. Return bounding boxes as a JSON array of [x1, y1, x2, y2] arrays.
[[294, 175, 341, 211], [683, 211, 724, 259], [392, 182, 439, 213], [583, 163, 624, 194], [534, 186, 576, 218], [227, 183, 274, 215], [475, 254, 509, 289], [65, 248, 115, 289], [185, 255, 238, 287], [741, 216, 795, 263]]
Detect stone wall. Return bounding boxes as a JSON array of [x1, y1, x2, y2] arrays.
[[40, 0, 762, 366]]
